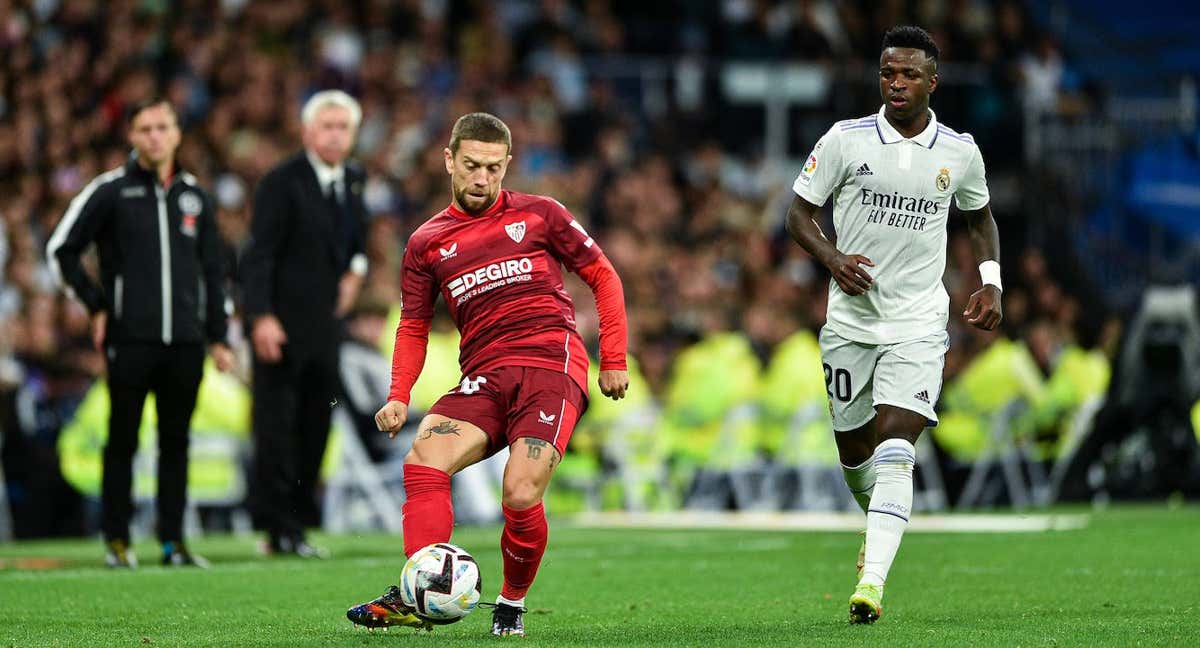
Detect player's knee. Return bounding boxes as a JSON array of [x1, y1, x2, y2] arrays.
[[837, 440, 874, 466], [404, 438, 473, 475], [874, 407, 926, 443], [501, 477, 544, 511], [835, 429, 876, 466], [404, 441, 435, 468]]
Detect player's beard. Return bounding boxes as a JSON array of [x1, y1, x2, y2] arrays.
[[454, 184, 497, 215]]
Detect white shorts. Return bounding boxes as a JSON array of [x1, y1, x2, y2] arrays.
[[818, 327, 949, 432]]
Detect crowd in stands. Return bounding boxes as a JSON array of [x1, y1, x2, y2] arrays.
[[0, 0, 1120, 535]]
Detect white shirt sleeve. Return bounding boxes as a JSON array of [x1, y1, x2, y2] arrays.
[[953, 145, 990, 211], [793, 126, 845, 206]]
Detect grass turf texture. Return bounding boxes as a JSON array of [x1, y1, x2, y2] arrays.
[[0, 506, 1195, 646]]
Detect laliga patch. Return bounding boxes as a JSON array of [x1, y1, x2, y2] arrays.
[[798, 153, 818, 186]]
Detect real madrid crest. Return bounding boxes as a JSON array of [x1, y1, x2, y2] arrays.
[[935, 167, 951, 192]]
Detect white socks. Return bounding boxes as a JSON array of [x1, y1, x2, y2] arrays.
[[497, 594, 525, 609], [861, 438, 915, 587], [841, 455, 876, 515]]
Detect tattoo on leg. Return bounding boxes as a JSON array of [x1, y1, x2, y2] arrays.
[[419, 421, 461, 440], [525, 438, 549, 460]]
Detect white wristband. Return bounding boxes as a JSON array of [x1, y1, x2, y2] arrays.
[[978, 260, 1002, 291]]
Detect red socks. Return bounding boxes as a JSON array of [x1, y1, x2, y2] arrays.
[[402, 465, 548, 600], [499, 502, 548, 600], [401, 464, 453, 557]]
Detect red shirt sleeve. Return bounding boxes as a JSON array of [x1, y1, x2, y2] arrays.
[[543, 199, 602, 272], [389, 318, 431, 404], [399, 232, 437, 320], [576, 254, 628, 371], [390, 234, 438, 403]]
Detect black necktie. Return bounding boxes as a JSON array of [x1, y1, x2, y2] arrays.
[[327, 179, 342, 206], [327, 178, 354, 270]]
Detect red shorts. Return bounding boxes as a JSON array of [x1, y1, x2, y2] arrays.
[[427, 365, 588, 459]]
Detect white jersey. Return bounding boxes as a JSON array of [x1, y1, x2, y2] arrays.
[[793, 105, 990, 344]]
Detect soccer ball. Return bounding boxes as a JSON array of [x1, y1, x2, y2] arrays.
[[399, 543, 482, 623]]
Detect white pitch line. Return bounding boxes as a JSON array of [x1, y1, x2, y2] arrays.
[[569, 511, 1089, 533]]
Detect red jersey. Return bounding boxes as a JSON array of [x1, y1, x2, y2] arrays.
[[399, 190, 602, 394]]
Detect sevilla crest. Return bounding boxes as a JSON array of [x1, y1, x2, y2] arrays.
[[504, 221, 526, 243]]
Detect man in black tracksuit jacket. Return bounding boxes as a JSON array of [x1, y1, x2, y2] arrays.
[[47, 99, 234, 568]]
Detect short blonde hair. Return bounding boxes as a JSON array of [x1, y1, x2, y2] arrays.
[[301, 90, 362, 130]]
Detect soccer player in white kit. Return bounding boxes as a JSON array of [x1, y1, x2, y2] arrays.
[[786, 26, 1003, 624]]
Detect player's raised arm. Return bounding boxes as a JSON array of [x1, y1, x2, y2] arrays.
[[786, 195, 875, 296], [961, 204, 1003, 330]]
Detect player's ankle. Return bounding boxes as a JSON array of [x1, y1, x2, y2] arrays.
[[497, 594, 526, 609]]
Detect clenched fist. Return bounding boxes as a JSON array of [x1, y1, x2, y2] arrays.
[[374, 400, 409, 439], [599, 369, 629, 401]]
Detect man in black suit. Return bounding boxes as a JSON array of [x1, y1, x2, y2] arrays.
[[241, 90, 368, 556]]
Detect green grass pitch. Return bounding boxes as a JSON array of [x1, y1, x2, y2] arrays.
[[0, 506, 1195, 646]]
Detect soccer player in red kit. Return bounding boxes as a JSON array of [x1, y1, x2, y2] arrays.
[[346, 113, 629, 636]]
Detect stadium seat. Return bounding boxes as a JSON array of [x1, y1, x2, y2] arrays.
[[935, 339, 1059, 508], [658, 332, 762, 510], [567, 356, 659, 512]]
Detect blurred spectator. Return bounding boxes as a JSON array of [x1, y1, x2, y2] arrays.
[[1018, 32, 1064, 114], [338, 295, 394, 463]]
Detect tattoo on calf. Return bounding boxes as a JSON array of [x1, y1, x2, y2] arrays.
[[525, 438, 549, 459], [419, 421, 461, 440]]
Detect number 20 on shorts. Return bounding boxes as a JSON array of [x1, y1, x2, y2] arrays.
[[823, 363, 852, 402]]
